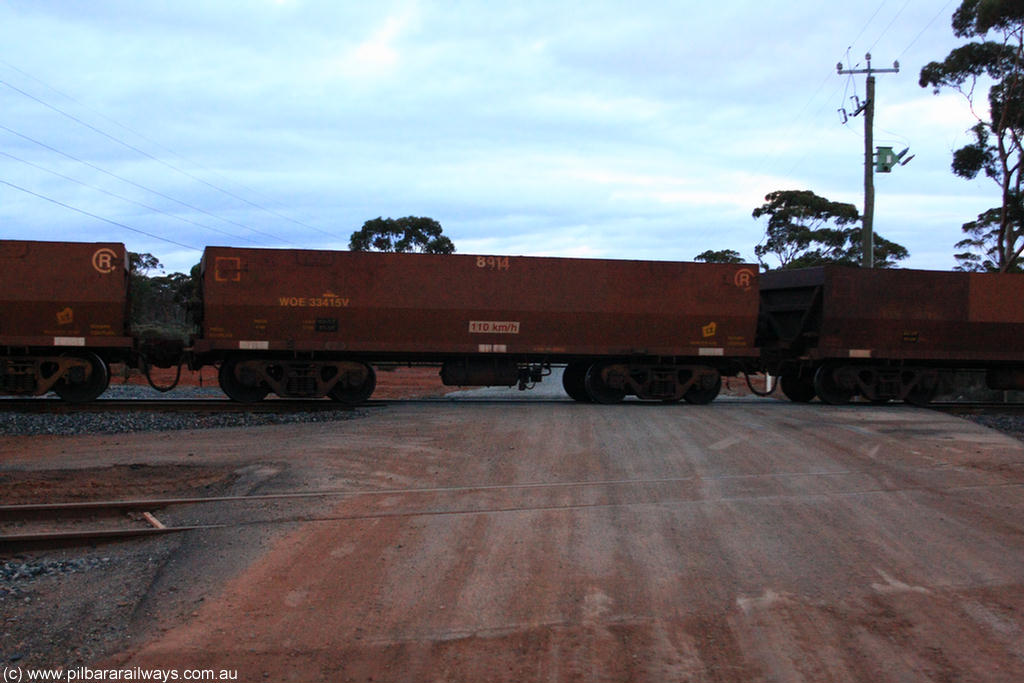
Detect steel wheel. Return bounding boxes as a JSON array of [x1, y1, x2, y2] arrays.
[[905, 381, 937, 407], [683, 370, 722, 405], [562, 362, 592, 403], [329, 364, 377, 405], [53, 352, 110, 403], [584, 363, 626, 404], [219, 357, 269, 403], [813, 363, 853, 405], [779, 374, 816, 403]]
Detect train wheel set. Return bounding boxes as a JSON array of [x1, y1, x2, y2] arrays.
[[217, 356, 377, 405]]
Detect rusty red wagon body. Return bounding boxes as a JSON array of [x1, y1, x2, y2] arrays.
[[759, 265, 1024, 404], [0, 240, 132, 400], [193, 247, 761, 403]]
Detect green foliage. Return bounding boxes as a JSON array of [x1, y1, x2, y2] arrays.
[[951, 0, 1024, 37], [349, 216, 455, 254], [693, 249, 744, 264], [129, 251, 161, 275], [919, 0, 1024, 271], [955, 204, 1024, 271], [128, 252, 198, 340], [751, 190, 908, 270]]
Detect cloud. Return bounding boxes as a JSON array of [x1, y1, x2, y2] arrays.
[[318, 5, 420, 81]]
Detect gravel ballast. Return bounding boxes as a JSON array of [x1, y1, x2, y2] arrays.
[[0, 385, 366, 436]]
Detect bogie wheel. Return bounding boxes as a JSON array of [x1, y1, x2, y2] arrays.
[[584, 363, 627, 404], [683, 370, 722, 405], [562, 362, 592, 403], [813, 364, 854, 405], [329, 364, 377, 405], [905, 378, 938, 407], [779, 374, 816, 403], [219, 357, 269, 403], [53, 352, 110, 403]]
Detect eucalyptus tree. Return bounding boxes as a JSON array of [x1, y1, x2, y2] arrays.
[[920, 0, 1024, 271], [752, 190, 908, 270]]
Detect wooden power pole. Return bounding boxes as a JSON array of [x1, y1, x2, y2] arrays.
[[837, 53, 899, 268]]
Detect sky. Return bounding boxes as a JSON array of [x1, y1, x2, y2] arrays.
[[0, 0, 998, 274]]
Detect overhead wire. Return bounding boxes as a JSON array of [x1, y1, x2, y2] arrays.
[[0, 149, 262, 245], [849, 1, 890, 53], [0, 178, 200, 252], [0, 76, 346, 242], [751, 69, 837, 180], [898, 0, 956, 60], [0, 122, 295, 246], [868, 0, 913, 55]]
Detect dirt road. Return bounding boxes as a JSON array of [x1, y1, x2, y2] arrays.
[[3, 394, 1020, 680], [55, 397, 1015, 682]]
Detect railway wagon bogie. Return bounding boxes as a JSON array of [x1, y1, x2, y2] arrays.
[[0, 350, 112, 402], [809, 363, 941, 406], [216, 354, 376, 404], [577, 360, 724, 404]]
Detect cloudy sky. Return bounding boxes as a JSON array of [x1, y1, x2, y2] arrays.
[[0, 0, 994, 273]]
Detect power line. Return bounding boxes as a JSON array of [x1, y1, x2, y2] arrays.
[[0, 123, 295, 245], [0, 70, 345, 241], [0, 58, 299, 215], [0, 177, 200, 252], [898, 0, 956, 60], [848, 1, 890, 53], [0, 150, 262, 245], [751, 68, 841, 180], [868, 0, 913, 54]]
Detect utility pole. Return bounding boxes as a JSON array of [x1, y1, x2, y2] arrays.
[[837, 53, 899, 268]]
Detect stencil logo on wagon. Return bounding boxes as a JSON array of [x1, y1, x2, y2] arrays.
[[91, 248, 119, 274], [734, 268, 755, 290]]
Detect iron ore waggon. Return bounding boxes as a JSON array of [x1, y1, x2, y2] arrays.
[[0, 240, 132, 402], [5, 239, 1024, 407], [758, 266, 1024, 405], [192, 247, 761, 404]]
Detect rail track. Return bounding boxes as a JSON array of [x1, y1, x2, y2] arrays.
[[7, 456, 1024, 552], [0, 397, 373, 413], [928, 401, 1024, 414], [2, 395, 1022, 414], [0, 489, 357, 551]]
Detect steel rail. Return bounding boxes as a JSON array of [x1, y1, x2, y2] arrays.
[[0, 398, 368, 413], [928, 402, 1024, 414]]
